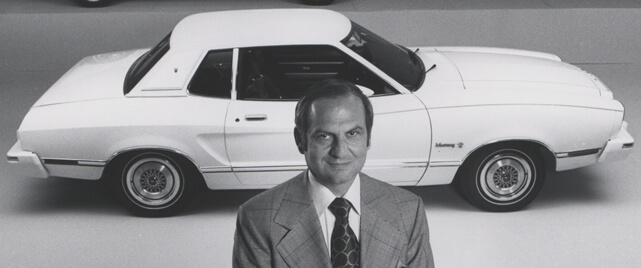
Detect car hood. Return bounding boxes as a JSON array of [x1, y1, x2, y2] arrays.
[[431, 47, 607, 97], [32, 49, 147, 107]]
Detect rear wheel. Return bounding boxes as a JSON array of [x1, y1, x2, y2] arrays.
[[458, 144, 545, 212], [116, 152, 199, 217]]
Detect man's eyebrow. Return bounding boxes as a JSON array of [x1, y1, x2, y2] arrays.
[[310, 124, 364, 134], [309, 128, 330, 136]]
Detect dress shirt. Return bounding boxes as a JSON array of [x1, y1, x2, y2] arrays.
[[308, 170, 361, 255]]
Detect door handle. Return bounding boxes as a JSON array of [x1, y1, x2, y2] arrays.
[[244, 114, 267, 121]]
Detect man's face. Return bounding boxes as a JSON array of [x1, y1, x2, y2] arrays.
[[303, 95, 369, 190]]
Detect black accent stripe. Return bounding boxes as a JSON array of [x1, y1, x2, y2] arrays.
[[566, 148, 601, 157], [623, 143, 634, 149], [43, 159, 78, 165]]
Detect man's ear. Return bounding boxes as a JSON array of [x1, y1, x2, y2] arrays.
[[293, 127, 306, 154]]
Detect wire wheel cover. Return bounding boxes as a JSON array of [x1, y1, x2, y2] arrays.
[[125, 157, 181, 207], [479, 151, 534, 203]]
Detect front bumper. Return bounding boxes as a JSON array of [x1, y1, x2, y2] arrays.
[[6, 141, 49, 179], [598, 121, 634, 163]]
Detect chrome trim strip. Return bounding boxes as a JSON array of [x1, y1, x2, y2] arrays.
[[555, 153, 569, 158], [366, 161, 428, 169], [77, 160, 108, 167], [556, 148, 601, 158], [429, 161, 461, 168], [201, 166, 233, 173], [42, 158, 106, 167], [234, 165, 307, 173]]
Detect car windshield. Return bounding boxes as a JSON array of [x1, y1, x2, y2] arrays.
[[342, 22, 425, 91], [123, 33, 171, 94]]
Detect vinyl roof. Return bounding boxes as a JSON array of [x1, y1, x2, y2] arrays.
[[170, 9, 353, 51]]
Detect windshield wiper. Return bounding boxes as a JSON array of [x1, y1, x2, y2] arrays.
[[403, 46, 420, 65], [425, 63, 436, 74], [400, 45, 429, 91]]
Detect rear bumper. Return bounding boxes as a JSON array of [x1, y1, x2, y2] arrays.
[[6, 141, 49, 179], [598, 121, 634, 163]]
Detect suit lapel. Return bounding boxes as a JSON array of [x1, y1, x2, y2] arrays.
[[275, 172, 331, 268], [359, 174, 403, 267]]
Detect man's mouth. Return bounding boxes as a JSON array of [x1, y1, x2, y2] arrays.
[[327, 161, 352, 166]]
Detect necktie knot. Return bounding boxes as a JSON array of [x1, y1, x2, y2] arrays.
[[329, 198, 351, 220]]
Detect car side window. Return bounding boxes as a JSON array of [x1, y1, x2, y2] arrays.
[[188, 49, 233, 98], [236, 45, 397, 100]]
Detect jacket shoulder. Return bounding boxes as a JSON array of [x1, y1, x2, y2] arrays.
[[361, 173, 422, 204], [238, 172, 304, 212]]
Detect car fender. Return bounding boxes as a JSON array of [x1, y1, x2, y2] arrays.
[[426, 104, 616, 174]]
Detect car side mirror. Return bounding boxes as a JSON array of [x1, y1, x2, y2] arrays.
[[356, 85, 375, 97]]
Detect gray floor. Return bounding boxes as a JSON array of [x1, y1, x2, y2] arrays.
[[1, 1, 640, 267]]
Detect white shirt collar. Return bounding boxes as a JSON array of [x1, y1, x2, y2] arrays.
[[308, 170, 361, 217]]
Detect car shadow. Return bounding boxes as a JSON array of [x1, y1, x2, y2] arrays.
[[187, 183, 476, 215], [404, 185, 478, 212], [183, 188, 265, 216], [533, 168, 606, 208], [9, 177, 124, 216]]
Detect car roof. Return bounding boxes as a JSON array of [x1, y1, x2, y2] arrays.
[[170, 9, 353, 51]]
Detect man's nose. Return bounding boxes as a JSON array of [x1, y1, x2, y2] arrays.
[[329, 137, 349, 158]]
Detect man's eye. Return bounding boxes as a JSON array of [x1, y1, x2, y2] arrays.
[[318, 133, 330, 139], [347, 131, 358, 136]]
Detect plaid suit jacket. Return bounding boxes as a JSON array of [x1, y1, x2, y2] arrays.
[[233, 172, 434, 268]]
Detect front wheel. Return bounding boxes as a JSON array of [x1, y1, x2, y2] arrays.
[[458, 144, 545, 212], [117, 152, 198, 217]]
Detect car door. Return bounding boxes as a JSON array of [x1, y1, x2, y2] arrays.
[[184, 49, 239, 188], [225, 45, 431, 186]]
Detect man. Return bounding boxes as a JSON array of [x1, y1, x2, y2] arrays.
[[233, 79, 434, 268]]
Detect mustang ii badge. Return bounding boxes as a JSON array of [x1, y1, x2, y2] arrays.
[[435, 143, 456, 148]]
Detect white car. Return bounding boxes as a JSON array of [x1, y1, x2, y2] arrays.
[[7, 9, 634, 216]]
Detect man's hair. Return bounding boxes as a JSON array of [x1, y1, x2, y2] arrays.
[[294, 79, 374, 152]]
